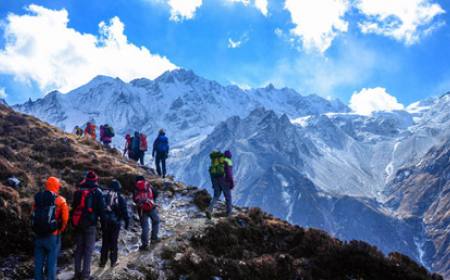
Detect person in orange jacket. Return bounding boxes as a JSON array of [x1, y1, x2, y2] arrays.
[[32, 177, 69, 280], [84, 122, 96, 140]]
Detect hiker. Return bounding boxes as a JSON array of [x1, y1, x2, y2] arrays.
[[72, 171, 106, 280], [100, 124, 115, 147], [84, 122, 96, 140], [206, 150, 234, 218], [100, 180, 129, 268], [152, 129, 169, 178], [139, 133, 148, 165], [32, 177, 69, 280], [123, 134, 132, 158], [73, 125, 83, 138], [133, 176, 160, 250], [129, 131, 141, 162]]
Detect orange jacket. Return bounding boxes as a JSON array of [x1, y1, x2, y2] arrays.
[[32, 193, 69, 235], [84, 124, 96, 140], [53, 195, 69, 235], [34, 177, 70, 235]]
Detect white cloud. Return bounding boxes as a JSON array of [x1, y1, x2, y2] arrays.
[[227, 0, 251, 6], [226, 0, 268, 16], [0, 88, 6, 98], [284, 0, 350, 53], [356, 0, 445, 44], [0, 5, 176, 92], [167, 0, 203, 21], [227, 33, 249, 48], [254, 0, 268, 16], [228, 38, 243, 48], [349, 87, 405, 115]]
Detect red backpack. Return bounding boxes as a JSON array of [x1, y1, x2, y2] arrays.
[[134, 180, 154, 212], [140, 134, 148, 152], [72, 188, 96, 228]]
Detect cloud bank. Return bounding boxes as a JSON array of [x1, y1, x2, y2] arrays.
[[349, 87, 405, 115], [0, 5, 176, 92]]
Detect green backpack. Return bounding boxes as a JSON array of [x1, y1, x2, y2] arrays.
[[209, 151, 225, 177]]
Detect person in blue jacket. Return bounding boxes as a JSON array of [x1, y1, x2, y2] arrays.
[[152, 129, 169, 178]]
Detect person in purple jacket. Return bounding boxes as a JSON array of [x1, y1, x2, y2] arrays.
[[206, 150, 234, 218]]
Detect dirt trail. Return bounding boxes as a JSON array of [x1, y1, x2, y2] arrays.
[[57, 181, 217, 280]]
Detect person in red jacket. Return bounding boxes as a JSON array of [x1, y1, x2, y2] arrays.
[[33, 177, 69, 280], [84, 122, 96, 140]]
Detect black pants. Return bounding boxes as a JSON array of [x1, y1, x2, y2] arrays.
[[100, 221, 120, 265], [155, 153, 167, 178], [139, 151, 145, 165]]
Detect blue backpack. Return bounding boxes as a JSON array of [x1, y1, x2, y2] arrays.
[[131, 135, 141, 154], [156, 136, 169, 153]]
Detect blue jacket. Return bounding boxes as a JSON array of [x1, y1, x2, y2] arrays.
[[152, 134, 169, 157]]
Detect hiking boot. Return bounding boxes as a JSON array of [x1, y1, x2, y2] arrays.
[[205, 210, 212, 219], [139, 244, 148, 251], [99, 261, 106, 268], [111, 262, 118, 268], [151, 237, 161, 244]]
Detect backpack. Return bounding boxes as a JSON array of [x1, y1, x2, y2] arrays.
[[140, 134, 148, 151], [156, 136, 169, 153], [131, 135, 141, 154], [134, 181, 154, 212], [32, 191, 59, 236], [103, 190, 120, 223], [105, 125, 115, 138], [209, 151, 225, 177], [71, 188, 96, 228]]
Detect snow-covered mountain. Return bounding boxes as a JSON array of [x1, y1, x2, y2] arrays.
[[14, 69, 348, 146], [13, 69, 450, 277]]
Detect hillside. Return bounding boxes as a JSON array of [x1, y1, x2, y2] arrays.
[[0, 104, 443, 279], [386, 139, 450, 279]]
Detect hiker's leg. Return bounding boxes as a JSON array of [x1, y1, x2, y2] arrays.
[[161, 156, 167, 178], [46, 235, 59, 280], [208, 177, 222, 212], [110, 224, 120, 264], [82, 226, 97, 278], [100, 224, 110, 265], [149, 208, 161, 240], [139, 152, 145, 165], [155, 155, 162, 176], [34, 238, 46, 280], [73, 230, 85, 276], [140, 212, 150, 247], [222, 182, 233, 216]]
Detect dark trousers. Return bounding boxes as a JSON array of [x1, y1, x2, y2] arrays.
[[139, 208, 160, 246], [74, 226, 96, 278], [155, 153, 167, 177], [139, 151, 145, 165], [100, 222, 120, 265], [208, 177, 233, 216], [34, 234, 61, 280]]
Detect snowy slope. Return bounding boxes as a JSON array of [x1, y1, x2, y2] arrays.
[[14, 69, 348, 147]]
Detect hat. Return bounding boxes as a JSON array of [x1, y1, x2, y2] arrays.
[[46, 177, 61, 193], [224, 150, 232, 158], [110, 179, 122, 192], [85, 170, 99, 182], [136, 175, 145, 182]]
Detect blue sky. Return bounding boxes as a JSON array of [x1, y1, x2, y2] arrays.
[[0, 0, 449, 109]]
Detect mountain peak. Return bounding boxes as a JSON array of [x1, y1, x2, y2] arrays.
[[265, 83, 275, 90], [156, 68, 200, 84]]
